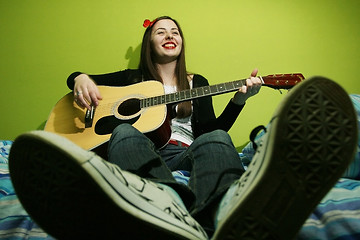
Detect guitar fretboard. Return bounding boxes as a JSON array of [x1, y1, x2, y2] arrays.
[[140, 79, 247, 108]]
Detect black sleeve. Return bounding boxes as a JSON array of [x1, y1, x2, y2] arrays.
[[192, 74, 245, 137], [66, 69, 143, 90]]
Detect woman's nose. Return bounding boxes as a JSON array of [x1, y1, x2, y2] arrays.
[[166, 32, 173, 39]]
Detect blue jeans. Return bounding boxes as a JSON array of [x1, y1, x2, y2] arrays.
[[107, 124, 244, 232]]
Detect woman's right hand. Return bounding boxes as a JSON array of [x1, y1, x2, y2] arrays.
[[73, 74, 103, 110]]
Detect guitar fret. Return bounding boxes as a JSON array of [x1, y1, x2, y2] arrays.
[[197, 87, 204, 96], [170, 93, 175, 102], [233, 80, 244, 88], [179, 91, 185, 100], [185, 89, 191, 99], [225, 82, 234, 90], [210, 85, 218, 93], [203, 86, 210, 95], [217, 83, 225, 92], [191, 89, 197, 97]]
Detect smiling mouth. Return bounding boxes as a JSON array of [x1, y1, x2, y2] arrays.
[[162, 42, 176, 49]]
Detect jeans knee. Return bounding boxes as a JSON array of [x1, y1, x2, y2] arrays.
[[113, 123, 134, 133], [207, 129, 232, 143], [111, 124, 141, 142], [195, 130, 233, 147]]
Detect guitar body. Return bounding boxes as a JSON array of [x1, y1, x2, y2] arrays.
[[45, 81, 171, 150]]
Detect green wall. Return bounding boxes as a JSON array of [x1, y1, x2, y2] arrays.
[[1, 0, 359, 148]]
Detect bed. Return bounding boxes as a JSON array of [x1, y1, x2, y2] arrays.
[[1, 94, 360, 239]]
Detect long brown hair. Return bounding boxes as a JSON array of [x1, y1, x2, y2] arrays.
[[139, 16, 191, 118]]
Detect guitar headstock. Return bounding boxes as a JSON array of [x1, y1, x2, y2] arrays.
[[262, 73, 305, 89]]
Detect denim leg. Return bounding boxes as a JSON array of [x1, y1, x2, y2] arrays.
[[158, 129, 245, 212], [183, 130, 245, 235], [107, 124, 195, 207], [107, 124, 175, 181], [160, 144, 188, 171]]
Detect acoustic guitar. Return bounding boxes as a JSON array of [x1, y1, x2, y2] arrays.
[[45, 73, 305, 150]]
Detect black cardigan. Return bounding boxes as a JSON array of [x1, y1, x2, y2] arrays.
[[67, 69, 244, 139]]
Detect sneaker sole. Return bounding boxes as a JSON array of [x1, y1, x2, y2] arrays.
[[9, 131, 207, 239], [213, 77, 358, 240]]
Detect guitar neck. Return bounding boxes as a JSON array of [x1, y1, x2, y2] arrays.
[[141, 79, 247, 108], [140, 73, 304, 108]]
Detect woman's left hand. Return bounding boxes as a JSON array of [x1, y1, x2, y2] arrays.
[[232, 69, 262, 105]]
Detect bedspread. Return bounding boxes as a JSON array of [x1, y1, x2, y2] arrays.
[[1, 94, 359, 239]]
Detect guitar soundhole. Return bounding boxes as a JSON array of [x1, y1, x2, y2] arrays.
[[118, 98, 141, 116]]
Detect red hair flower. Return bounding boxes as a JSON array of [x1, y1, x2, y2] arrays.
[[143, 19, 156, 28]]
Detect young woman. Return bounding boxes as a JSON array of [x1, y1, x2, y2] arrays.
[[68, 16, 262, 236], [9, 16, 358, 240]]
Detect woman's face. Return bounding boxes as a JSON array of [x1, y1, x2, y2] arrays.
[[151, 19, 182, 63]]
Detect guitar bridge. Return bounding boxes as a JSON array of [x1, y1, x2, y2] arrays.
[[85, 106, 95, 128]]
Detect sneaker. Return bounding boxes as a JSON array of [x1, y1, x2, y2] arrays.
[[9, 130, 208, 240], [213, 76, 358, 240]]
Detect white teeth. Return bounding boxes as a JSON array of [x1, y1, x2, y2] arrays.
[[164, 43, 175, 48]]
